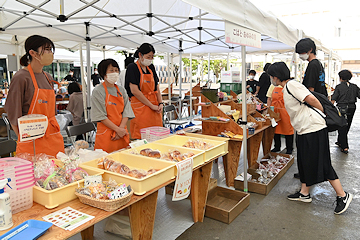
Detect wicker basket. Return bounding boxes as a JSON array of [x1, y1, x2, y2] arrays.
[[75, 189, 133, 211]]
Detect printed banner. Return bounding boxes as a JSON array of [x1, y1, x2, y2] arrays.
[[225, 21, 261, 48], [172, 157, 193, 201], [18, 114, 48, 142]]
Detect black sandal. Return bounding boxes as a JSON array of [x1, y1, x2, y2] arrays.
[[341, 148, 349, 154], [335, 142, 341, 147]]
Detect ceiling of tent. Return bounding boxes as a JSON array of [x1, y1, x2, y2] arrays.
[[0, 0, 300, 55]]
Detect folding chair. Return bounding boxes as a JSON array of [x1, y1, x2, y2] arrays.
[[0, 140, 17, 157], [65, 122, 96, 147], [163, 105, 187, 132]]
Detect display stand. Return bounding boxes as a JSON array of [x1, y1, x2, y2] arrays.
[[197, 94, 279, 187]]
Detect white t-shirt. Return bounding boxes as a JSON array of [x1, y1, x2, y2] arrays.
[[117, 69, 126, 88], [282, 80, 326, 135]]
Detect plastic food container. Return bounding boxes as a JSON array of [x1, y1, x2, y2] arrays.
[[121, 142, 205, 168], [33, 160, 104, 209], [80, 153, 176, 195], [154, 135, 228, 162], [140, 126, 170, 142]]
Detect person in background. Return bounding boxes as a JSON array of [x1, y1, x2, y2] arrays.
[[4, 35, 64, 157], [256, 63, 271, 103], [91, 59, 134, 153], [267, 76, 294, 154], [91, 68, 101, 87], [64, 69, 77, 82], [293, 37, 327, 179], [246, 70, 258, 95], [268, 62, 352, 215], [331, 69, 360, 154], [118, 54, 135, 88], [125, 43, 163, 139], [67, 82, 84, 126], [295, 38, 327, 96]]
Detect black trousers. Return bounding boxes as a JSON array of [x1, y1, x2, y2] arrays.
[[337, 107, 356, 149], [274, 133, 294, 151]]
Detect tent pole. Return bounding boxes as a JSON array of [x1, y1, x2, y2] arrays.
[[227, 53, 230, 70], [328, 50, 332, 86], [167, 52, 171, 103], [190, 53, 193, 120], [208, 52, 210, 83], [241, 45, 248, 193], [79, 43, 88, 122], [57, 61, 61, 82], [85, 22, 91, 122], [179, 39, 183, 120], [149, 0, 152, 32], [16, 43, 20, 71]]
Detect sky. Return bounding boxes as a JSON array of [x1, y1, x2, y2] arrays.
[[250, 0, 360, 59]]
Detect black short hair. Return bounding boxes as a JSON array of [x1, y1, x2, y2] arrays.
[[248, 70, 256, 75], [20, 35, 55, 66], [264, 63, 271, 72], [97, 59, 120, 79], [125, 56, 135, 68], [338, 69, 352, 81], [134, 43, 155, 58], [68, 82, 81, 94], [295, 38, 316, 54], [267, 62, 290, 82]]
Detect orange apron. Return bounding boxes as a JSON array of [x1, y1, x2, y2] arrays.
[[94, 82, 130, 153], [16, 65, 64, 157], [272, 86, 294, 135], [130, 61, 162, 139]]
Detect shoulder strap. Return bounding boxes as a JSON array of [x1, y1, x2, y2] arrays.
[[285, 82, 325, 119]]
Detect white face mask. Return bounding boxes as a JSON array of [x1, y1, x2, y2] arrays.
[[299, 53, 309, 61], [94, 71, 98, 74], [106, 72, 119, 84], [141, 58, 153, 66], [270, 77, 277, 86], [249, 75, 254, 80]]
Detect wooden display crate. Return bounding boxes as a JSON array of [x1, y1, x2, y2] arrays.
[[205, 186, 250, 224], [234, 153, 294, 195]]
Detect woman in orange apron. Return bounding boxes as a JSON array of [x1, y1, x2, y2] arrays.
[[91, 59, 134, 153], [269, 85, 294, 154], [125, 43, 163, 139], [5, 35, 64, 157]]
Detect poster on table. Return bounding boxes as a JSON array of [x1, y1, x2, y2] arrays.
[[172, 157, 193, 201], [225, 21, 261, 48], [17, 114, 48, 142]]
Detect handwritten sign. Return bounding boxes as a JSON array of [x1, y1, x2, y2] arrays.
[[18, 114, 48, 142], [172, 157, 193, 201], [225, 21, 261, 48]]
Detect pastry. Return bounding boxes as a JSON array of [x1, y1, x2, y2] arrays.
[[103, 158, 115, 170], [148, 150, 161, 158], [140, 148, 152, 156], [147, 169, 158, 175], [97, 158, 105, 169]]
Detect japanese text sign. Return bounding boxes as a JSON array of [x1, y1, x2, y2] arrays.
[[18, 114, 48, 142], [172, 157, 193, 201], [225, 21, 261, 48]]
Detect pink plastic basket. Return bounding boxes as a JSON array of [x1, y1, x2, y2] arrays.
[[140, 127, 170, 142]]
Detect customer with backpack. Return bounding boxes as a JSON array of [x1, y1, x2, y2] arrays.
[[267, 62, 352, 215], [331, 70, 360, 154]]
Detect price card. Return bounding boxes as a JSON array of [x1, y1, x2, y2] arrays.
[[84, 175, 102, 187], [17, 114, 48, 142], [129, 139, 148, 148], [108, 184, 129, 199], [172, 157, 193, 201]]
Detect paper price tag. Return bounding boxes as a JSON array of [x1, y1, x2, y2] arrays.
[[172, 157, 193, 201], [84, 175, 102, 187], [129, 139, 148, 148], [18, 114, 48, 142], [108, 184, 129, 199]]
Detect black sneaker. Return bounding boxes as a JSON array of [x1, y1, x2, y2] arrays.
[[271, 148, 280, 152], [287, 191, 312, 203], [334, 192, 353, 215]]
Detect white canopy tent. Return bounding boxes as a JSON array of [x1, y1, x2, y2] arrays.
[[0, 0, 336, 191]]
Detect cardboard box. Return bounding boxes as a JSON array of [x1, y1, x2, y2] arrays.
[[205, 186, 250, 224], [234, 153, 294, 195]]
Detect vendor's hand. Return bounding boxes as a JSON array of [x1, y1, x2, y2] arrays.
[[157, 104, 163, 113], [246, 85, 250, 88], [111, 133, 121, 141], [115, 127, 128, 138], [150, 104, 158, 111]]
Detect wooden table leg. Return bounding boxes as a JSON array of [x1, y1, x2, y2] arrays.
[[223, 140, 242, 187], [191, 161, 213, 223], [129, 191, 158, 240], [81, 225, 94, 240], [247, 132, 264, 167], [262, 127, 275, 155]]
